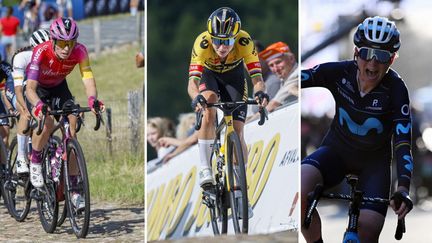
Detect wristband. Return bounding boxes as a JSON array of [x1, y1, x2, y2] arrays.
[[88, 96, 96, 108], [34, 100, 44, 117]]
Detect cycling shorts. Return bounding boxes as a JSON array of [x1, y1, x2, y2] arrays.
[[27, 79, 73, 118], [302, 145, 391, 216], [199, 63, 248, 122]]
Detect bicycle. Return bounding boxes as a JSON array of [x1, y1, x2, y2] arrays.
[[0, 113, 17, 214], [4, 117, 61, 224], [36, 100, 102, 238], [304, 174, 407, 242], [196, 99, 267, 235]]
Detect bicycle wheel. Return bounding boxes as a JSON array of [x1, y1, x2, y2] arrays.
[[36, 148, 59, 233], [4, 136, 31, 221], [64, 138, 90, 238], [226, 132, 249, 234], [0, 136, 11, 213]]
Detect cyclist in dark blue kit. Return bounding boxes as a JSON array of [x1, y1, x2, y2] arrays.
[[301, 16, 413, 243]]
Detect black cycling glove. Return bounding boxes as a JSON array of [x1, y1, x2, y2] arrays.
[[391, 191, 413, 211], [254, 91, 269, 105], [191, 94, 207, 110]]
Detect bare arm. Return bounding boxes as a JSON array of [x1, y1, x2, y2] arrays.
[[1, 90, 13, 112], [251, 75, 265, 94], [188, 78, 200, 100], [162, 132, 199, 163], [82, 77, 97, 99], [26, 79, 41, 106]]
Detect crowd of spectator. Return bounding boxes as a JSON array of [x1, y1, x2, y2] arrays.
[[0, 1, 75, 61]]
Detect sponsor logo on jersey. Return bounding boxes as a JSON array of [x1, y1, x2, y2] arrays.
[[401, 104, 410, 115], [337, 87, 354, 104], [403, 155, 413, 172], [341, 78, 354, 92], [365, 98, 383, 111], [396, 122, 411, 135], [29, 64, 39, 71], [246, 62, 261, 70], [41, 69, 70, 76], [199, 83, 206, 91], [33, 44, 48, 62], [338, 107, 383, 136], [238, 37, 250, 46]]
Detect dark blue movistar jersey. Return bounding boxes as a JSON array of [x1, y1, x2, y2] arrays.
[[301, 60, 413, 189], [0, 61, 14, 94]]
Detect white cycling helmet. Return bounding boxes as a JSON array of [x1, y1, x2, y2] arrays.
[[353, 16, 400, 53], [30, 29, 51, 47]]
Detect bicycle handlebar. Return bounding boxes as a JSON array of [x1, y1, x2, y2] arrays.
[[195, 99, 268, 130], [305, 184, 406, 240], [36, 104, 102, 135]]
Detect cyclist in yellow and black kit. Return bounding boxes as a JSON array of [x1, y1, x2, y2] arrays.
[[187, 7, 269, 193]]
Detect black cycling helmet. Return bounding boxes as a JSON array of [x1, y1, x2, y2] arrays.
[[354, 16, 400, 53], [207, 7, 241, 39]]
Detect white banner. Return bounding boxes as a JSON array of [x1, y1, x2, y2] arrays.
[[147, 103, 299, 241]]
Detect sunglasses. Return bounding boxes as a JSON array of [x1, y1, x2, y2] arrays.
[[55, 40, 76, 49], [357, 47, 394, 64], [211, 37, 235, 46]]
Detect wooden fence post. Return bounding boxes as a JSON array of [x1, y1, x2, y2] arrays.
[[128, 90, 142, 153], [105, 107, 113, 157]]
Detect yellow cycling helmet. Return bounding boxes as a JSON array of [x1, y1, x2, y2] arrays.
[[207, 7, 241, 39]]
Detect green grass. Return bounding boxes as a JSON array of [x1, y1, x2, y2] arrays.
[[66, 43, 144, 205]]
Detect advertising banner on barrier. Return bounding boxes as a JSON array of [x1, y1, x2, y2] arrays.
[[147, 103, 299, 241]]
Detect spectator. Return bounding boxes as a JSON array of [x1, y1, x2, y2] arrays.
[[56, 0, 72, 18], [158, 113, 198, 163], [253, 40, 281, 98], [0, 7, 20, 60], [19, 0, 41, 39], [39, 4, 58, 30], [249, 40, 281, 116], [260, 42, 298, 107], [147, 117, 176, 160], [136, 51, 144, 68], [130, 0, 139, 16]]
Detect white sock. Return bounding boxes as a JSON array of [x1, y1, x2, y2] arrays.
[[198, 139, 213, 170], [17, 134, 27, 159]]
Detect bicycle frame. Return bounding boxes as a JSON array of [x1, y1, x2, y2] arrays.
[[198, 99, 267, 235], [304, 175, 406, 242]]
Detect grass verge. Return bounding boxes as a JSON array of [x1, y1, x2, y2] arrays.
[[66, 43, 144, 205]]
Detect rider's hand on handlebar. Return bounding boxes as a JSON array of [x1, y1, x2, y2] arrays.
[[254, 91, 269, 108], [191, 94, 207, 112], [88, 96, 105, 114], [390, 189, 413, 220], [32, 101, 48, 119]]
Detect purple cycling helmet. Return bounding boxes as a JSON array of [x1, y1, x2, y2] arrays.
[[50, 17, 79, 40]]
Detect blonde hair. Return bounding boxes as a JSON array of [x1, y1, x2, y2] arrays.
[[147, 117, 176, 138], [176, 113, 196, 139]]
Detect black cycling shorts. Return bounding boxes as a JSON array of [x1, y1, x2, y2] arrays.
[[27, 79, 73, 115], [302, 145, 391, 216], [199, 63, 248, 122]]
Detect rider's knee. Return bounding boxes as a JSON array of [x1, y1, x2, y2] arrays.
[[44, 116, 55, 129], [358, 210, 384, 243]]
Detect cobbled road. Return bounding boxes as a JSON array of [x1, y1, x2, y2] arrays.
[[0, 200, 144, 242]]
